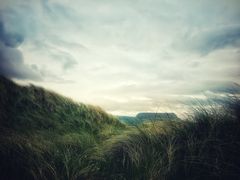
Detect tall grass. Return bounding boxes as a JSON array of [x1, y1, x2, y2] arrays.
[[1, 76, 240, 180], [0, 76, 125, 180], [95, 97, 240, 180]]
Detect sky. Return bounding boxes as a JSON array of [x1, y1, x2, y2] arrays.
[[0, 0, 240, 116]]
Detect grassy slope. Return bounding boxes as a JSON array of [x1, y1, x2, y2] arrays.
[[96, 99, 240, 180], [1, 76, 240, 180], [0, 76, 123, 135], [0, 76, 125, 180]]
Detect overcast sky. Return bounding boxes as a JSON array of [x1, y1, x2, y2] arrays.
[[0, 0, 240, 116]]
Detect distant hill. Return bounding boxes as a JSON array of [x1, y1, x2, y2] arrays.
[[137, 112, 178, 120], [118, 112, 179, 125]]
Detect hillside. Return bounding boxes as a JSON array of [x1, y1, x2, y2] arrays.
[[0, 76, 240, 180], [0, 76, 125, 180], [0, 76, 124, 135]]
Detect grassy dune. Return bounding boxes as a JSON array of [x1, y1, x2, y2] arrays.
[[0, 76, 240, 180], [0, 76, 125, 180], [96, 103, 240, 179]]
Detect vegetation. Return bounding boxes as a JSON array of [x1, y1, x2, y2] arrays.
[[0, 76, 125, 180], [0, 76, 240, 180]]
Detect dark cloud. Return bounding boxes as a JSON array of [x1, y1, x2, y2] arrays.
[[0, 18, 42, 80], [200, 26, 240, 54], [185, 26, 240, 55], [206, 81, 240, 94], [0, 22, 24, 47]]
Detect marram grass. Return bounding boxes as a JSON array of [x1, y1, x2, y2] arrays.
[[0, 76, 240, 180]]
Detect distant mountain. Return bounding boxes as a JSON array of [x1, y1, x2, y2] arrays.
[[118, 112, 179, 125], [136, 112, 178, 120]]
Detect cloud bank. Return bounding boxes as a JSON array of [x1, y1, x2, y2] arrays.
[[0, 19, 42, 80], [0, 0, 239, 115]]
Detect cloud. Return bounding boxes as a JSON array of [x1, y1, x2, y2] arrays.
[[205, 81, 240, 94], [0, 0, 240, 115], [50, 50, 77, 70], [0, 19, 42, 80], [0, 1, 80, 81], [182, 25, 240, 55], [0, 22, 23, 47]]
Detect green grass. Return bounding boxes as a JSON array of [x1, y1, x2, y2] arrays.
[[95, 98, 240, 180], [0, 76, 240, 180], [0, 76, 125, 180]]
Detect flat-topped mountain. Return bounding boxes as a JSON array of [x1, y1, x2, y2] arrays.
[[118, 112, 179, 125], [136, 112, 178, 120]]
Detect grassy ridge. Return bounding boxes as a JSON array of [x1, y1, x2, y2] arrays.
[[96, 103, 240, 179], [0, 76, 125, 180], [0, 76, 240, 180], [0, 76, 123, 134]]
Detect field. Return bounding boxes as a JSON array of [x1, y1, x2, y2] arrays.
[[0, 76, 240, 180]]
